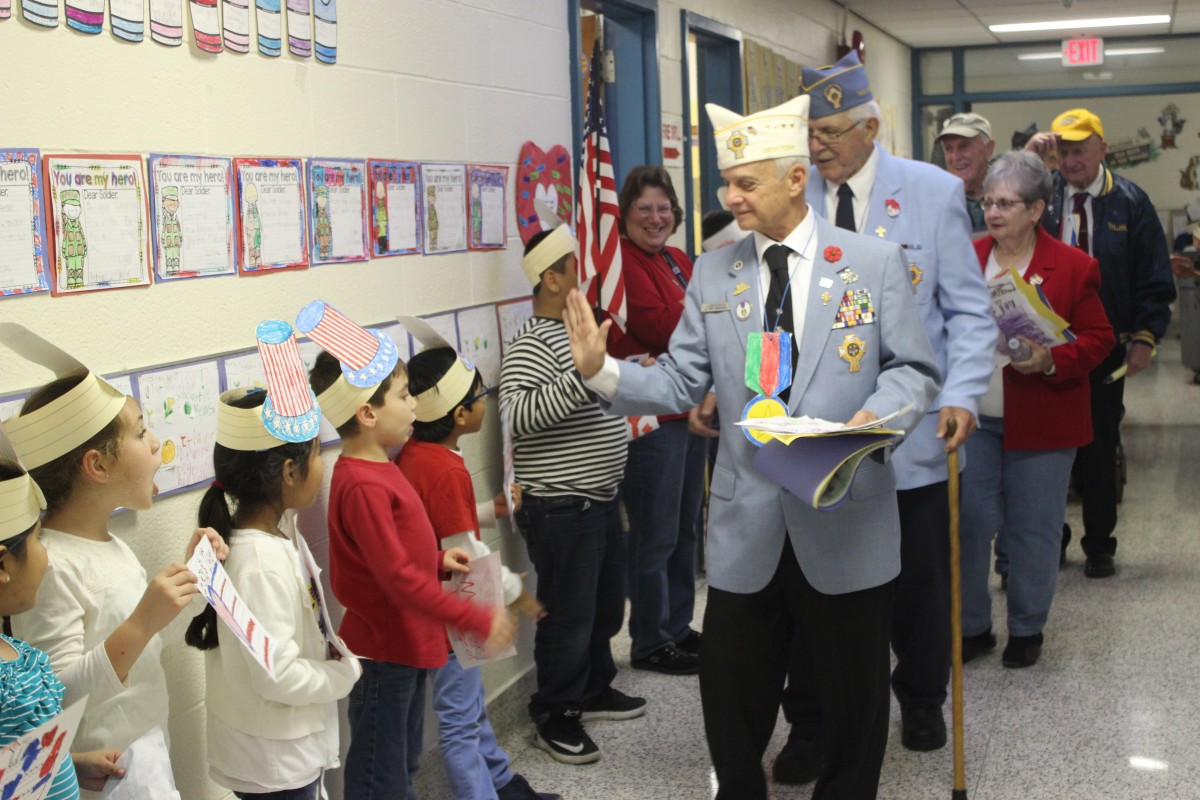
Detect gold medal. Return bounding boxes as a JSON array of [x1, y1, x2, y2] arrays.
[[734, 282, 750, 296], [838, 334, 866, 372]]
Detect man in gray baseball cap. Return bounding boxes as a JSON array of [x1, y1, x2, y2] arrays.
[[937, 112, 995, 235]]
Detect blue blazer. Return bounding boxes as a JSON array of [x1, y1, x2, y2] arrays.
[[604, 213, 940, 595], [807, 144, 995, 490]]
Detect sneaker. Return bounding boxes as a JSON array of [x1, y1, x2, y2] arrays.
[[675, 628, 703, 655], [497, 773, 563, 800], [580, 687, 647, 721], [533, 711, 600, 764], [631, 643, 699, 675]]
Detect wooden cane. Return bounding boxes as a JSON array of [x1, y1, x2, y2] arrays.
[[946, 417, 967, 799]]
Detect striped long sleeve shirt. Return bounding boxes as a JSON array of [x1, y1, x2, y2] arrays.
[[499, 316, 627, 501], [0, 636, 80, 800]]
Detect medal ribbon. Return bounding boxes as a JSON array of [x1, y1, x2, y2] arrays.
[[745, 331, 792, 397]]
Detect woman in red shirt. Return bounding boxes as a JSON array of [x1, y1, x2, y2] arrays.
[[610, 166, 706, 675], [959, 151, 1113, 668]]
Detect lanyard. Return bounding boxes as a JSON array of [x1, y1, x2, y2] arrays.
[[661, 250, 688, 290], [761, 223, 816, 333]]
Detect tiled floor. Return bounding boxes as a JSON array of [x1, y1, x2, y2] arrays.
[[484, 339, 1200, 799]]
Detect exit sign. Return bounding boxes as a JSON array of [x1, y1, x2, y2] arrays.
[[1062, 38, 1104, 67]]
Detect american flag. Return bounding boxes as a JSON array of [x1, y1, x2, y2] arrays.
[[576, 39, 625, 329]]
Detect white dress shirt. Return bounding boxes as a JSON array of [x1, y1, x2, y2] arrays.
[[822, 147, 880, 234]]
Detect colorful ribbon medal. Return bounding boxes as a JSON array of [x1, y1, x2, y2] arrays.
[[742, 331, 792, 446]]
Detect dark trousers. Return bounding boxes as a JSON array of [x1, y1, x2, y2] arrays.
[[235, 779, 320, 799], [783, 483, 951, 724], [1072, 348, 1125, 557], [700, 537, 893, 800], [515, 493, 625, 720]]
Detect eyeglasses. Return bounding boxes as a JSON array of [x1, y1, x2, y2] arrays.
[[981, 198, 1029, 212], [808, 120, 863, 145], [461, 383, 494, 407]]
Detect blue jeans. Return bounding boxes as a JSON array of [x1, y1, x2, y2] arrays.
[[432, 653, 513, 800], [344, 660, 427, 800], [515, 493, 625, 720], [235, 779, 320, 799], [622, 419, 707, 660], [960, 415, 1076, 638]]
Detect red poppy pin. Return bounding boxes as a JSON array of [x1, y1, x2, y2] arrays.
[[823, 246, 842, 263], [885, 198, 900, 217]]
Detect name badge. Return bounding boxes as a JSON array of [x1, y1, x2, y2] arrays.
[[701, 302, 730, 314]]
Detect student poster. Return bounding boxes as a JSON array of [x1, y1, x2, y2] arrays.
[[222, 0, 250, 52], [366, 159, 421, 256], [456, 303, 502, 386], [0, 696, 86, 800], [234, 157, 308, 275], [467, 164, 508, 250], [109, 0, 145, 41], [43, 154, 151, 295], [148, 154, 236, 281], [136, 361, 221, 495], [420, 163, 467, 255], [307, 158, 368, 265], [149, 0, 182, 45], [443, 551, 513, 669], [188, 535, 277, 678], [286, 0, 311, 57], [495, 297, 533, 355], [0, 149, 50, 297]]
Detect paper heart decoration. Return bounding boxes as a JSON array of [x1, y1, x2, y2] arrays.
[[516, 141, 573, 245]]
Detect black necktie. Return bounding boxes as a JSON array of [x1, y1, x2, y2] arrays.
[[764, 244, 797, 400], [1072, 192, 1090, 254], [836, 183, 856, 231]]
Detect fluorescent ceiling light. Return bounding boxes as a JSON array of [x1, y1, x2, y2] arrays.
[[992, 15, 1170, 33], [1017, 47, 1165, 61]]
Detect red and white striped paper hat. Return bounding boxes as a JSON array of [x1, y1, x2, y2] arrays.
[[295, 301, 399, 388]]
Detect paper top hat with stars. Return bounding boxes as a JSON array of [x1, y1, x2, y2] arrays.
[[396, 315, 479, 423], [706, 95, 810, 171], [0, 424, 46, 541], [801, 50, 874, 120], [0, 323, 129, 471], [229, 320, 323, 446], [295, 300, 399, 389]]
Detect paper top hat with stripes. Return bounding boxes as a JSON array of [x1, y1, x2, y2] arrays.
[[295, 301, 399, 389], [0, 323, 129, 471], [521, 201, 578, 287], [396, 315, 479, 423], [0, 424, 46, 541], [218, 321, 322, 448]]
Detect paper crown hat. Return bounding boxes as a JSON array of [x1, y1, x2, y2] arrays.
[[0, 323, 128, 471], [396, 315, 479, 423], [295, 301, 399, 389], [0, 423, 46, 541], [706, 95, 810, 171], [520, 201, 579, 287], [800, 50, 874, 120], [216, 321, 322, 451]]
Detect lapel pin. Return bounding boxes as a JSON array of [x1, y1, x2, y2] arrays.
[[735, 300, 752, 321], [821, 291, 831, 306], [885, 198, 900, 217], [734, 282, 750, 296], [875, 225, 887, 238], [733, 259, 744, 271]]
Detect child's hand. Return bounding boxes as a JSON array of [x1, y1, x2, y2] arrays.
[[508, 584, 545, 622], [72, 749, 125, 791], [481, 606, 515, 656], [184, 527, 228, 563], [130, 564, 200, 636], [494, 484, 523, 517], [443, 547, 472, 575]]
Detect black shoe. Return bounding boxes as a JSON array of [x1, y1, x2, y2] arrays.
[[771, 728, 822, 785], [901, 704, 947, 752], [1084, 553, 1115, 578], [497, 773, 563, 800], [533, 711, 600, 764], [999, 573, 1008, 591], [961, 628, 997, 664], [580, 687, 647, 721], [1060, 523, 1071, 568], [675, 628, 703, 655], [630, 643, 699, 675], [1002, 633, 1043, 668]]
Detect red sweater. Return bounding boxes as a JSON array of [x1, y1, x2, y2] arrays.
[[975, 228, 1115, 451], [394, 440, 478, 541], [326, 456, 491, 667]]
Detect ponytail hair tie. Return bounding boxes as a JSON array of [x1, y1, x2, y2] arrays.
[[211, 479, 227, 493]]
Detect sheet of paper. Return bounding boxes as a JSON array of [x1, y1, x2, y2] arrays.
[[65, 0, 102, 33], [308, 158, 368, 264], [294, 529, 356, 659], [148, 154, 236, 280], [44, 155, 151, 294], [0, 696, 86, 800], [109, 0, 145, 41], [442, 551, 514, 669], [286, 0, 311, 56], [0, 149, 49, 296], [456, 304, 502, 386], [221, 0, 250, 52], [735, 403, 913, 439], [188, 536, 277, 678], [235, 159, 308, 273], [367, 160, 421, 256], [136, 361, 221, 495], [421, 163, 467, 254], [501, 407, 516, 515], [255, 0, 281, 56], [189, 0, 221, 51], [149, 0, 182, 45], [313, 0, 335, 63], [467, 165, 508, 249], [418, 312, 459, 353], [495, 298, 534, 355], [96, 726, 180, 800]]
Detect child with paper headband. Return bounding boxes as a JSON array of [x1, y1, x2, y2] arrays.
[[396, 339, 559, 800], [2, 326, 226, 799], [299, 301, 513, 800], [187, 321, 361, 799]]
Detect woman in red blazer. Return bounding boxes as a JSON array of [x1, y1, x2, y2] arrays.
[[959, 151, 1114, 668]]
